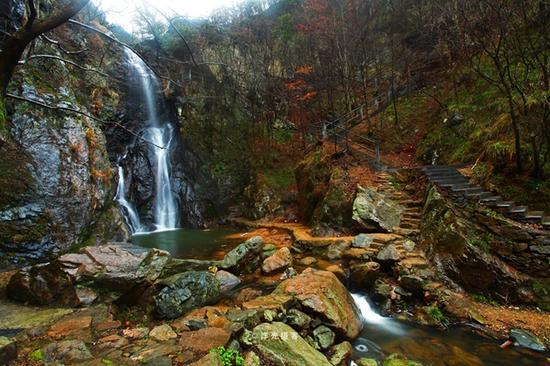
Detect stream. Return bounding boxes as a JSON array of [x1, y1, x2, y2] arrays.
[[133, 230, 550, 366]]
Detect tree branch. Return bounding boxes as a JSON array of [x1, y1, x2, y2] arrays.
[[41, 34, 89, 55], [19, 54, 112, 78], [6, 93, 166, 149], [25, 0, 38, 30]]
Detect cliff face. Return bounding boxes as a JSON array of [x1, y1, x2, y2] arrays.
[[0, 4, 213, 267]]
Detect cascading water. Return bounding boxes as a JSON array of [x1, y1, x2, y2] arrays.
[[115, 49, 179, 233], [115, 164, 142, 233]]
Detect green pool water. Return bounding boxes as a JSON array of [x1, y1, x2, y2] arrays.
[[131, 228, 243, 260]]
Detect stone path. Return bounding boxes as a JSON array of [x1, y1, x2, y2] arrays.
[[423, 166, 550, 230]]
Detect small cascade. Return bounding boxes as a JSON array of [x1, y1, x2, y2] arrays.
[[116, 49, 180, 233], [351, 293, 404, 335], [115, 165, 142, 233]]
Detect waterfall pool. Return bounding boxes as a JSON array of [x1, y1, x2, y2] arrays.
[[131, 228, 243, 260]]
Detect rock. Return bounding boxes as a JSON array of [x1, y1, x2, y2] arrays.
[[529, 245, 550, 255], [179, 327, 232, 354], [75, 287, 98, 306], [0, 341, 17, 366], [97, 334, 129, 349], [7, 262, 79, 306], [352, 186, 403, 231], [328, 341, 352, 366], [215, 270, 241, 292], [376, 244, 402, 262], [188, 352, 223, 366], [327, 241, 350, 260], [149, 324, 177, 341], [130, 342, 180, 364], [356, 358, 378, 366], [402, 240, 416, 252], [399, 275, 424, 295], [352, 234, 373, 248], [251, 322, 332, 366], [122, 327, 149, 339], [47, 315, 92, 340], [383, 353, 423, 366], [243, 351, 261, 366], [286, 308, 312, 329], [262, 247, 293, 273], [59, 244, 151, 289], [350, 262, 380, 289], [232, 287, 263, 303], [43, 340, 93, 363], [242, 293, 294, 313], [275, 268, 362, 338], [155, 271, 221, 319], [313, 325, 335, 349], [221, 236, 264, 274], [300, 257, 318, 266], [325, 264, 347, 283], [344, 248, 369, 260], [509, 329, 547, 352], [281, 267, 298, 279], [374, 279, 393, 300], [263, 244, 277, 257], [94, 320, 122, 333]]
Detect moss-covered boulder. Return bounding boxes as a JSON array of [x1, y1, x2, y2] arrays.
[[275, 268, 363, 339], [251, 322, 332, 366], [221, 236, 264, 274], [155, 271, 221, 319], [353, 186, 403, 232]]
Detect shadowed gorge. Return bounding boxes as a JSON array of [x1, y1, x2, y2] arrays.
[[0, 0, 548, 365]]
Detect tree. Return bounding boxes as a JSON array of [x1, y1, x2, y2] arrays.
[[0, 0, 90, 133]]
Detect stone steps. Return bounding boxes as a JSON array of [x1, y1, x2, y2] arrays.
[[423, 166, 548, 228]]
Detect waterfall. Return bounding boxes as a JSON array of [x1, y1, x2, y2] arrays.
[[115, 165, 142, 233], [351, 293, 404, 335], [116, 49, 179, 232]]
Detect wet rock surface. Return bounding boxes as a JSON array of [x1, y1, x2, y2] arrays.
[[353, 185, 404, 232]]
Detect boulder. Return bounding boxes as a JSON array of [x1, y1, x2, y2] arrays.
[[327, 241, 350, 260], [59, 244, 151, 290], [155, 271, 221, 319], [6, 262, 79, 306], [188, 352, 223, 366], [299, 257, 318, 266], [350, 262, 380, 289], [43, 340, 93, 364], [221, 236, 264, 274], [179, 327, 231, 354], [376, 244, 402, 262], [509, 329, 546, 352], [275, 268, 362, 338], [286, 308, 312, 329], [149, 324, 177, 341], [215, 270, 241, 292], [328, 341, 352, 366], [251, 322, 332, 366], [262, 247, 293, 273], [352, 186, 403, 232], [399, 275, 425, 295], [352, 234, 373, 248], [313, 325, 335, 349]]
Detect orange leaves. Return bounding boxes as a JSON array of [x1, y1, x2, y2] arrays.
[[295, 65, 313, 75], [298, 90, 317, 101]]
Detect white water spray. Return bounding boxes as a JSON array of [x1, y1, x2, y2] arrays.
[[352, 293, 404, 335], [115, 165, 142, 233], [116, 49, 179, 232]]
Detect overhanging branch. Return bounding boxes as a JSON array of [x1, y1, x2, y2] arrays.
[[6, 93, 166, 149]]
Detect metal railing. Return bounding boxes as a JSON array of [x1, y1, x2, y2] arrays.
[[306, 105, 381, 164]]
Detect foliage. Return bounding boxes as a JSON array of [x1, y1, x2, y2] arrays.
[[425, 305, 446, 325], [28, 349, 44, 361], [210, 346, 244, 366]]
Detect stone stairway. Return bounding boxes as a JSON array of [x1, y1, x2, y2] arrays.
[[423, 166, 550, 229]]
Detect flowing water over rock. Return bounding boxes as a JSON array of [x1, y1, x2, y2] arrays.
[[117, 50, 179, 233], [351, 293, 549, 365]]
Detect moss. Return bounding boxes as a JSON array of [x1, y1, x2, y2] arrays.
[[28, 349, 44, 361], [0, 215, 49, 245], [0, 143, 33, 210], [425, 305, 446, 325]]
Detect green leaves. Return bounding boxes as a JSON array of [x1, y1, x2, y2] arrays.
[[210, 346, 245, 366]]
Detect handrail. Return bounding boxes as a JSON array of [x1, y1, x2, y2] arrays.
[[305, 104, 381, 164]]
